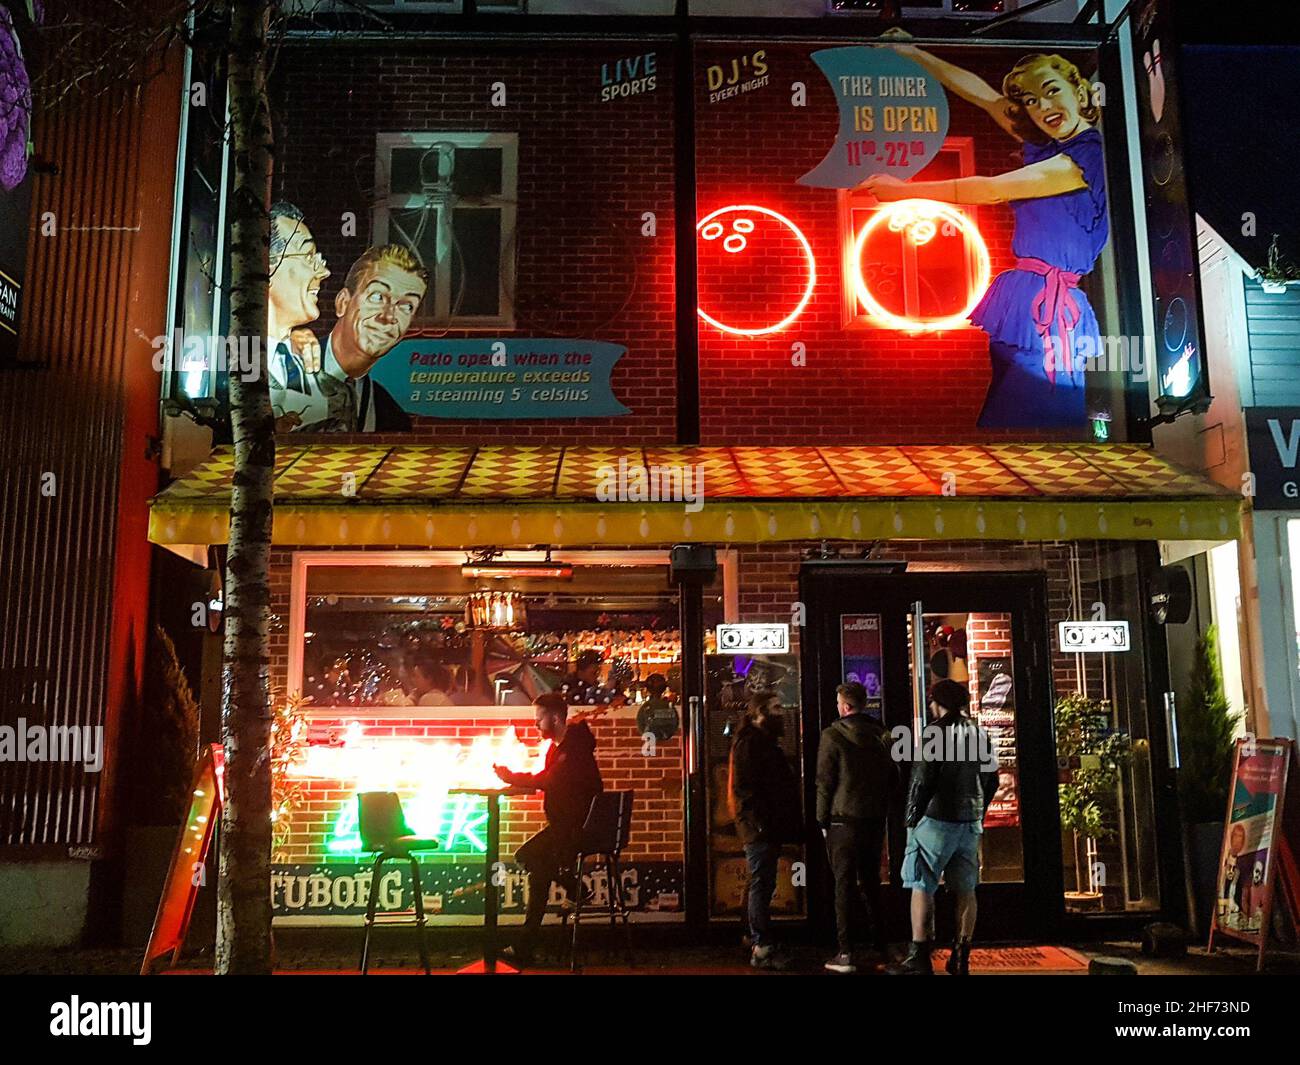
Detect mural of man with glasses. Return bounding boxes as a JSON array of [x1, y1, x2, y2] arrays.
[[274, 239, 428, 433]]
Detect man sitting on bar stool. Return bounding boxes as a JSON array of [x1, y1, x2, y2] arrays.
[[493, 691, 605, 966]]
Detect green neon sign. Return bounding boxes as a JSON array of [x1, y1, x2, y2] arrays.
[[328, 792, 489, 856]]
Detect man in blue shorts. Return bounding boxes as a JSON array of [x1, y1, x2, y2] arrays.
[[888, 679, 1000, 976]]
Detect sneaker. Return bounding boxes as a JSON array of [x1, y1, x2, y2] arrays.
[[885, 940, 934, 976], [823, 951, 857, 974], [750, 944, 792, 971]]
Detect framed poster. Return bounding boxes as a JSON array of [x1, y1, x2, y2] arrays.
[[840, 614, 884, 720], [1208, 737, 1297, 971], [976, 655, 1019, 829]]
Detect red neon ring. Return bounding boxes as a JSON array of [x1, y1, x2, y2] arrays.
[[697, 204, 817, 337], [852, 199, 991, 332]]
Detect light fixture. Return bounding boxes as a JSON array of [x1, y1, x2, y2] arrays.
[[461, 549, 573, 580], [461, 562, 573, 579], [852, 199, 991, 332], [465, 591, 528, 631]]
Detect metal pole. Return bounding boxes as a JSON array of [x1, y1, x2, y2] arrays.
[[912, 599, 927, 756]]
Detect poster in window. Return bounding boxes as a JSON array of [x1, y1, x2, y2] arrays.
[[976, 655, 1019, 829], [840, 614, 884, 720]]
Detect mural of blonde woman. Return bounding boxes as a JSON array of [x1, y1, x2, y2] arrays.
[[862, 46, 1108, 430]]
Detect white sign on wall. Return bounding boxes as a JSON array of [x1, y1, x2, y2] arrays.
[[1058, 620, 1131, 653], [716, 623, 790, 654]]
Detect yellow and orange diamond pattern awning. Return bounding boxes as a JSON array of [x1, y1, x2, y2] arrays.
[[148, 443, 1241, 550]]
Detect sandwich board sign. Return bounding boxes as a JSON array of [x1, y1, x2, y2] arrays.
[[1208, 737, 1299, 971]]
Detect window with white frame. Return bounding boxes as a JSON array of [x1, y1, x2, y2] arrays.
[[374, 133, 519, 329], [838, 137, 981, 327]]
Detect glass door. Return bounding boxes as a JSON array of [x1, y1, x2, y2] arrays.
[[800, 567, 1063, 941]]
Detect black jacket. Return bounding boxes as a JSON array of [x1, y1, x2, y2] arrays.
[[728, 720, 802, 845], [815, 712, 897, 827], [369, 379, 411, 431], [510, 721, 603, 836], [904, 716, 1000, 826]]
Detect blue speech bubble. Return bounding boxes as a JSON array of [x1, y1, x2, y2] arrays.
[[371, 338, 630, 420], [799, 46, 950, 190]]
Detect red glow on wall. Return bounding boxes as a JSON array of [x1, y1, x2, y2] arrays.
[[696, 204, 816, 336]]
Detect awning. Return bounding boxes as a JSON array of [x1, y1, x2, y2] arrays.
[[148, 443, 1241, 551]]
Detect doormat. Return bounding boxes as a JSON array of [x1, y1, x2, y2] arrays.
[[930, 945, 1089, 973]]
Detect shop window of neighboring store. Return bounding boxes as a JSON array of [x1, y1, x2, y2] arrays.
[[373, 133, 518, 328], [838, 137, 978, 329], [1058, 543, 1161, 915]]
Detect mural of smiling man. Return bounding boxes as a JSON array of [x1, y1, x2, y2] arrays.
[[267, 201, 330, 431], [288, 243, 428, 433]]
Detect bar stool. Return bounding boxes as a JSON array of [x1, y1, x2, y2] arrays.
[[566, 790, 635, 972], [357, 791, 439, 975]]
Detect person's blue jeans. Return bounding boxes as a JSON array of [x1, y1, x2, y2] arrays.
[[744, 840, 779, 946]]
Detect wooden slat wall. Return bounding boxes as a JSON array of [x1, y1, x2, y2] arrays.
[[1245, 279, 1300, 406]]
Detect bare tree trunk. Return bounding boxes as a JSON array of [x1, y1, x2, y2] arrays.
[[218, 0, 275, 976]]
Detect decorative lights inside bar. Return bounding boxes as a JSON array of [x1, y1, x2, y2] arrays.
[[465, 590, 527, 631]]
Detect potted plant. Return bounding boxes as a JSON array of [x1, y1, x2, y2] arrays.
[[270, 691, 310, 863], [1055, 692, 1132, 911], [122, 626, 201, 945], [1177, 625, 1241, 937], [1256, 234, 1300, 294]]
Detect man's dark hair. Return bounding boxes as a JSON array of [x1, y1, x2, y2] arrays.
[[930, 678, 971, 716], [408, 655, 450, 691], [746, 690, 777, 719], [535, 691, 570, 718], [836, 681, 867, 711], [270, 201, 306, 262], [645, 673, 668, 695]]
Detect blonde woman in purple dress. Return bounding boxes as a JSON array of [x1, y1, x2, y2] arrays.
[[862, 47, 1108, 429]]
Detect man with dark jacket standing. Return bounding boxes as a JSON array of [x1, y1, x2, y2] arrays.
[[729, 691, 801, 970], [817, 681, 898, 973], [494, 691, 604, 965], [888, 679, 1000, 976]]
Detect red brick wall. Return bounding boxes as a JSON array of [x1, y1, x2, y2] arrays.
[[270, 40, 1112, 450], [273, 42, 678, 446], [277, 709, 682, 865]]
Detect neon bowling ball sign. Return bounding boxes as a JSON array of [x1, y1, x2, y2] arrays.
[[696, 205, 816, 337], [696, 200, 989, 336], [852, 199, 991, 332]]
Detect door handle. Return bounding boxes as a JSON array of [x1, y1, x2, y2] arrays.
[[687, 695, 703, 776], [1163, 691, 1180, 770]]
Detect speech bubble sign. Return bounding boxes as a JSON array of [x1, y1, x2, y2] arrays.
[[373, 338, 630, 420], [798, 46, 950, 190]]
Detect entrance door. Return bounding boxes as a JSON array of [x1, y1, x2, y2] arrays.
[[800, 567, 1064, 940]]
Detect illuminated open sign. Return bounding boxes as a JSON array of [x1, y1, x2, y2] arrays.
[[1057, 621, 1130, 653], [716, 623, 790, 654]]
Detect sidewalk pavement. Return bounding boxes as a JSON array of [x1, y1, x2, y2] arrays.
[[1, 939, 1296, 975]]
